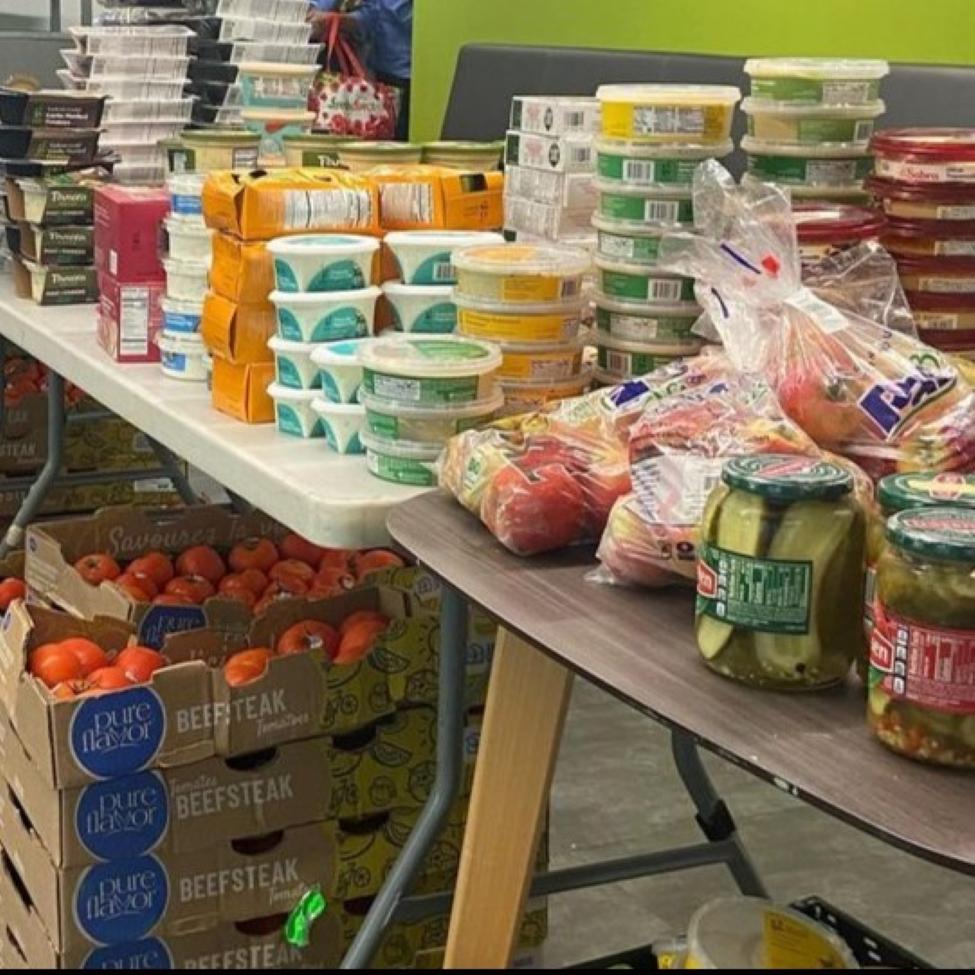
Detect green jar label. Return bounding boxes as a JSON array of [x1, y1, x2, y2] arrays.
[[750, 78, 880, 104], [363, 368, 481, 405], [410, 252, 457, 285], [595, 306, 698, 342], [597, 230, 662, 264], [597, 153, 701, 186], [697, 543, 812, 634], [599, 269, 696, 303], [367, 411, 400, 439], [392, 301, 457, 334], [747, 153, 873, 185], [747, 116, 874, 144], [367, 450, 437, 486], [597, 345, 677, 376], [277, 307, 368, 343], [599, 191, 694, 224]]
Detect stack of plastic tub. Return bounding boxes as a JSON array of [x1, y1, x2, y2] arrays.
[[871, 128, 975, 359], [592, 83, 739, 383], [59, 24, 195, 185], [451, 241, 593, 415], [741, 58, 888, 205], [265, 234, 382, 448]]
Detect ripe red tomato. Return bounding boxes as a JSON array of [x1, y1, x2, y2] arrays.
[[117, 646, 167, 684], [269, 559, 316, 586], [117, 571, 159, 600], [165, 575, 216, 605], [276, 620, 339, 659], [353, 549, 405, 581], [0, 577, 26, 611], [58, 637, 108, 677], [228, 537, 279, 574], [318, 549, 354, 572], [340, 610, 389, 637], [175, 545, 226, 585], [30, 645, 83, 688], [127, 551, 175, 587], [221, 585, 257, 611], [280, 534, 326, 567], [309, 567, 355, 598], [223, 648, 272, 686], [87, 666, 135, 692], [152, 593, 194, 606], [74, 553, 121, 585], [334, 620, 388, 665]]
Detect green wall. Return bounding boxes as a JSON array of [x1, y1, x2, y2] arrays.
[[411, 0, 975, 140]]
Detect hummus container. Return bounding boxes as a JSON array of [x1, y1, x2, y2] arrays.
[[163, 257, 209, 302], [181, 128, 260, 172], [871, 128, 975, 184], [498, 338, 585, 381], [794, 204, 885, 266], [361, 430, 441, 486], [268, 335, 321, 390], [384, 229, 504, 285], [898, 256, 975, 296], [311, 399, 366, 454], [742, 135, 873, 187], [237, 62, 318, 109], [746, 58, 888, 106], [497, 368, 592, 416], [360, 389, 504, 443], [270, 286, 379, 343], [455, 294, 584, 342], [269, 383, 323, 438], [905, 290, 975, 339], [596, 181, 694, 227], [593, 215, 668, 265], [242, 108, 315, 167], [15, 176, 94, 225], [161, 296, 203, 334], [310, 339, 366, 403], [0, 87, 106, 128], [383, 282, 457, 333], [421, 140, 504, 171], [595, 294, 702, 348], [0, 126, 100, 162], [159, 330, 207, 382], [165, 217, 214, 264], [782, 182, 872, 205], [167, 172, 206, 220], [20, 260, 98, 305], [869, 176, 975, 221], [283, 133, 352, 168], [595, 138, 731, 189], [597, 334, 686, 378], [743, 97, 884, 147], [359, 335, 502, 406], [882, 218, 975, 258], [597, 84, 740, 145], [268, 234, 380, 292], [595, 256, 696, 305], [452, 243, 590, 303], [338, 141, 424, 173]]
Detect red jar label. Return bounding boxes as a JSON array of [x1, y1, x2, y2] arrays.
[[870, 604, 975, 713]]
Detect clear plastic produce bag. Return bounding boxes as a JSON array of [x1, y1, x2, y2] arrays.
[[659, 162, 975, 480]]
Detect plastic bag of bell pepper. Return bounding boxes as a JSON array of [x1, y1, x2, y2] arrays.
[[657, 162, 975, 481]]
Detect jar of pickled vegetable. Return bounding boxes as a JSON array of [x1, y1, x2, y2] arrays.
[[862, 472, 975, 681], [869, 507, 975, 767], [696, 454, 866, 690]]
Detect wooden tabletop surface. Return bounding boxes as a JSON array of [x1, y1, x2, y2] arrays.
[[389, 491, 974, 876]]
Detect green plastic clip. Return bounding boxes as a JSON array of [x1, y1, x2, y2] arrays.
[[285, 886, 328, 948]]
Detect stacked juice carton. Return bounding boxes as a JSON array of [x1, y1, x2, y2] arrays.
[[592, 83, 739, 382], [0, 85, 108, 305], [504, 95, 600, 251]]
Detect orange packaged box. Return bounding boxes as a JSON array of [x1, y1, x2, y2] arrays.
[[201, 292, 275, 365], [202, 168, 381, 242], [210, 232, 275, 305], [369, 164, 504, 231], [211, 356, 275, 423]]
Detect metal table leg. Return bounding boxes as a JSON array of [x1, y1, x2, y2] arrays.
[[0, 373, 64, 559], [340, 584, 469, 969], [145, 437, 198, 506]]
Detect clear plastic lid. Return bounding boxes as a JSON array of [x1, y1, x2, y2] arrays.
[[384, 230, 504, 248], [499, 365, 593, 392], [592, 214, 668, 238], [596, 331, 693, 357], [595, 179, 693, 201], [594, 254, 692, 277], [240, 108, 315, 123], [182, 128, 259, 146], [161, 296, 203, 315], [452, 242, 591, 278], [267, 382, 319, 402], [268, 334, 317, 355], [452, 292, 585, 315], [159, 329, 204, 351], [871, 127, 975, 162], [595, 137, 734, 159], [793, 204, 885, 243], [267, 234, 379, 257], [311, 398, 365, 416], [868, 175, 975, 203], [339, 140, 423, 154], [741, 135, 872, 159], [270, 285, 382, 306], [358, 335, 503, 378], [595, 292, 701, 317], [360, 428, 443, 459], [237, 61, 319, 78], [745, 58, 889, 80], [359, 389, 505, 418], [597, 84, 741, 106], [742, 96, 885, 118], [498, 332, 589, 354], [381, 281, 454, 299], [310, 338, 370, 366]]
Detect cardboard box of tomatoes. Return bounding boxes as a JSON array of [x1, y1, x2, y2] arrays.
[[0, 476, 182, 521]]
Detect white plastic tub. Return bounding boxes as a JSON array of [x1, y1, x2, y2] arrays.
[[361, 430, 442, 486], [596, 180, 694, 227], [745, 57, 889, 106], [64, 74, 187, 100], [219, 17, 312, 45], [595, 256, 697, 306], [70, 25, 194, 58], [359, 336, 502, 406], [382, 282, 457, 334], [167, 172, 207, 220], [269, 383, 323, 438], [596, 333, 687, 378], [742, 96, 885, 147], [270, 286, 379, 342], [102, 97, 194, 125], [159, 330, 207, 382], [453, 242, 590, 303], [741, 135, 874, 187], [454, 293, 585, 343], [217, 0, 311, 22], [88, 55, 190, 80], [594, 294, 701, 347], [384, 230, 504, 285], [360, 390, 504, 443], [161, 296, 203, 335], [597, 84, 740, 144], [310, 339, 367, 403], [237, 62, 318, 109], [163, 257, 209, 302], [268, 334, 321, 390], [268, 234, 380, 292], [165, 217, 214, 265], [311, 399, 366, 454]]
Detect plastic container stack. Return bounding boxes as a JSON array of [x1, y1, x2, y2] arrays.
[[591, 83, 739, 383], [60, 23, 195, 185], [451, 241, 592, 415], [742, 58, 889, 204], [503, 95, 601, 251], [871, 128, 975, 359]]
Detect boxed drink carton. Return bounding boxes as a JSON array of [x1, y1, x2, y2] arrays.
[[0, 806, 338, 958], [202, 169, 381, 241], [97, 275, 165, 364], [369, 165, 503, 231], [510, 95, 601, 136], [210, 234, 275, 305], [93, 185, 169, 283], [505, 130, 594, 173], [0, 713, 333, 867], [212, 356, 276, 423], [202, 291, 276, 365]]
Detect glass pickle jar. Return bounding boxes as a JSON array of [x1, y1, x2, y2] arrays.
[[862, 472, 975, 681], [869, 507, 975, 767], [696, 454, 866, 690]]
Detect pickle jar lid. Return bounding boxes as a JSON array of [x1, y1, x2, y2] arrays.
[[878, 472, 975, 515], [887, 506, 975, 561], [722, 454, 853, 502]]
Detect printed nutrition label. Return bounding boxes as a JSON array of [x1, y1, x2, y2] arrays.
[[120, 288, 150, 357]]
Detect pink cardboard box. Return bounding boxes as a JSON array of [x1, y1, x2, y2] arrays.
[[97, 273, 164, 363], [94, 185, 169, 283]]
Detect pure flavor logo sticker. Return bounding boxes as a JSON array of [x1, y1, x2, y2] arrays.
[[70, 686, 166, 780], [138, 604, 207, 650], [74, 855, 169, 946], [83, 937, 173, 970], [76, 771, 170, 861]]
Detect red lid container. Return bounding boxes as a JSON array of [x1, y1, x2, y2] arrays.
[[882, 218, 975, 260], [871, 128, 975, 185], [898, 255, 975, 296], [794, 203, 885, 244], [868, 176, 975, 220]]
